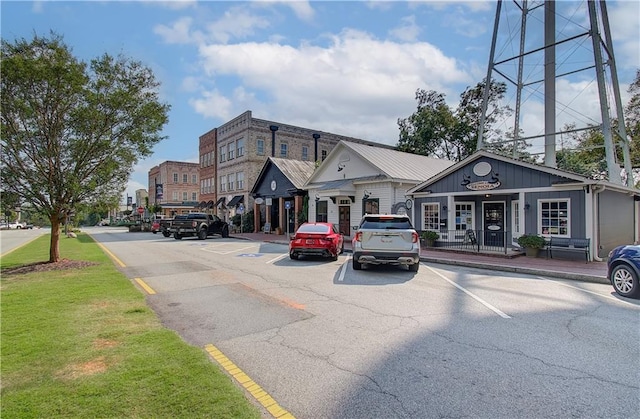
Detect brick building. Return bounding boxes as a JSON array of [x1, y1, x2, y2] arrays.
[[148, 160, 200, 217], [199, 110, 394, 230]]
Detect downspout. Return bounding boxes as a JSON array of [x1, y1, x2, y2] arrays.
[[591, 184, 605, 261]]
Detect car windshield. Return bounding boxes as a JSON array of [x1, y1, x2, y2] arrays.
[[298, 224, 330, 234], [186, 214, 206, 219], [360, 217, 413, 230]]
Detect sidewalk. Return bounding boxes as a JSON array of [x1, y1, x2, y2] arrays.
[[231, 231, 609, 284]]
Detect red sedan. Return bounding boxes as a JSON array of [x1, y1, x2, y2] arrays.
[[289, 222, 344, 261]]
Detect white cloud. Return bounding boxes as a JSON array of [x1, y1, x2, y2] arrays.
[[205, 6, 271, 44], [192, 29, 469, 143], [606, 0, 640, 71], [389, 15, 422, 42], [154, 17, 199, 45]]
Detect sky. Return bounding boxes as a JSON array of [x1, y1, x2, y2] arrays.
[[2, 0, 639, 205]]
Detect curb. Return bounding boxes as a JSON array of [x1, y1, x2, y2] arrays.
[[230, 235, 609, 285]]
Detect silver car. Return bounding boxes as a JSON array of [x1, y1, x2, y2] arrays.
[[352, 214, 421, 272]]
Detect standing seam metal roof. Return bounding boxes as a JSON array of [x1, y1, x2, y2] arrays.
[[339, 142, 454, 181]]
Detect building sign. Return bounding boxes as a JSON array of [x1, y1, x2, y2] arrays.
[[155, 184, 164, 199], [465, 180, 501, 191]]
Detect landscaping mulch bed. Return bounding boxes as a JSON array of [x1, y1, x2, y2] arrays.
[[2, 259, 98, 276]]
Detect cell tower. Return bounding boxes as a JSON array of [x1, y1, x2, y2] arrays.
[[477, 0, 633, 187]]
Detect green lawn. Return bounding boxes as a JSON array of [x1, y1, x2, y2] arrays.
[[1, 233, 261, 418]]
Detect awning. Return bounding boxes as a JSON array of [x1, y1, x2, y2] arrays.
[[198, 201, 207, 209], [215, 197, 226, 208], [227, 195, 244, 207], [206, 200, 215, 209]]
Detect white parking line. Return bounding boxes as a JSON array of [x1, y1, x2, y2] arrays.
[[426, 265, 511, 319], [201, 244, 256, 255], [266, 253, 288, 264], [337, 256, 351, 282], [539, 276, 640, 307]]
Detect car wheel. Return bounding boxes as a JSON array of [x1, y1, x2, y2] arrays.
[[290, 252, 298, 260], [152, 231, 157, 234], [198, 229, 207, 240], [339, 242, 344, 255], [162, 231, 170, 238], [408, 263, 419, 272], [611, 263, 640, 299], [222, 225, 229, 238], [352, 258, 362, 270], [174, 232, 182, 240], [331, 251, 338, 262]]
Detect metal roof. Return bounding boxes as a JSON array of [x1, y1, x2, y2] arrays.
[[335, 142, 454, 182], [269, 158, 317, 189]]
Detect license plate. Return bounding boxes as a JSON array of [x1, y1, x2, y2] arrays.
[[306, 239, 315, 244]]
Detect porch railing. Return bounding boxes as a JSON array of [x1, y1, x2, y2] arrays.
[[421, 229, 512, 255]]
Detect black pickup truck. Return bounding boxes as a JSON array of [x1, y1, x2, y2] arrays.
[[155, 215, 187, 237], [172, 213, 229, 240]]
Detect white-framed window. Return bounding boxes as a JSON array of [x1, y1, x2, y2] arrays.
[[173, 173, 178, 183], [321, 149, 327, 161], [228, 143, 234, 160], [192, 174, 197, 184], [236, 138, 244, 157], [220, 175, 226, 192], [191, 192, 197, 201], [236, 172, 244, 190], [257, 139, 265, 155], [422, 203, 440, 231], [227, 176, 234, 191], [539, 199, 570, 236], [302, 146, 308, 161], [219, 146, 226, 162], [454, 202, 474, 231], [200, 180, 204, 194], [182, 192, 188, 201], [280, 143, 288, 158], [511, 201, 521, 238], [182, 173, 188, 183], [172, 191, 179, 201]]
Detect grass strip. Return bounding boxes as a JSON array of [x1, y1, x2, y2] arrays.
[[1, 233, 261, 418]]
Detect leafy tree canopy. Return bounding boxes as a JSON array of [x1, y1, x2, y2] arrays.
[[397, 79, 512, 162], [1, 33, 170, 261]]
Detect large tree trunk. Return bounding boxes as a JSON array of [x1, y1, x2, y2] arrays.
[[49, 215, 61, 263]]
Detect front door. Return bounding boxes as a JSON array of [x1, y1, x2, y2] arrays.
[[339, 206, 350, 237], [483, 202, 505, 247]]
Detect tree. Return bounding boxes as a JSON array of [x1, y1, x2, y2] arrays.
[[397, 79, 512, 162], [1, 33, 170, 262], [556, 69, 640, 186]]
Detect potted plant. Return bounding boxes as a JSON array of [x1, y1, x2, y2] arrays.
[[421, 230, 439, 247], [517, 234, 546, 257]]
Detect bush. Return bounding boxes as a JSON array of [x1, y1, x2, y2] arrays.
[[517, 234, 546, 249], [421, 230, 440, 241]]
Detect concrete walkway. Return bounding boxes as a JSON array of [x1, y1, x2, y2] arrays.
[[231, 231, 609, 284]]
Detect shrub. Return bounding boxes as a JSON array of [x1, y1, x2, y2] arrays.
[[421, 230, 440, 241], [517, 234, 546, 249]]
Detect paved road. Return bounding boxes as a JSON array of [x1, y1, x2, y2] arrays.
[[88, 227, 640, 418], [0, 227, 49, 256]]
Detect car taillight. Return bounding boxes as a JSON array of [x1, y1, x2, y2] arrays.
[[411, 232, 419, 243], [355, 232, 362, 242]]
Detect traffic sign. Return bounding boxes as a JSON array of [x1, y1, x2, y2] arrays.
[[137, 207, 144, 214], [285, 201, 291, 210], [237, 204, 245, 214]]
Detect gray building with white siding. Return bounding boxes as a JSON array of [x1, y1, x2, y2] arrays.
[[406, 150, 640, 261]]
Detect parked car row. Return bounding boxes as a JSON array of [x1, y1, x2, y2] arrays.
[[0, 221, 34, 230]]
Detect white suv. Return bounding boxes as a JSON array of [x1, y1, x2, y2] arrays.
[[352, 214, 421, 272]]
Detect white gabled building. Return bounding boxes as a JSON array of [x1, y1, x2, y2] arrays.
[[304, 141, 454, 237]]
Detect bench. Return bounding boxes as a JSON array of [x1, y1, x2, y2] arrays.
[[546, 237, 590, 263]]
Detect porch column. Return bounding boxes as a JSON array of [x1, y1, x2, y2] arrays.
[[447, 195, 455, 236], [279, 197, 285, 234], [519, 192, 526, 236], [254, 202, 260, 233], [294, 195, 303, 232]]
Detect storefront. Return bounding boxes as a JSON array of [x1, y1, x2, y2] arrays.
[[406, 150, 639, 260]]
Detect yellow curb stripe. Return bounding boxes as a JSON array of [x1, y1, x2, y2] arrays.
[[204, 344, 295, 419], [134, 278, 156, 295], [96, 242, 126, 267]]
